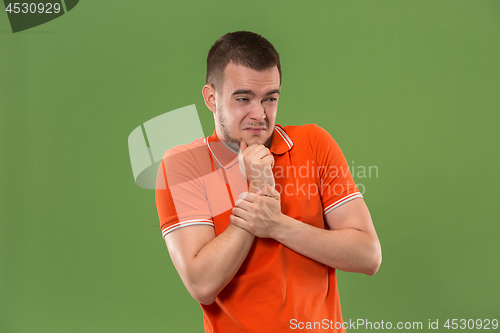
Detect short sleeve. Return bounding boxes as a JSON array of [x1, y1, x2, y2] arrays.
[[311, 125, 363, 216], [155, 142, 214, 238]]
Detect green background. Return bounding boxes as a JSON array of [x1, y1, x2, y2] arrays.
[[1, 1, 499, 332]]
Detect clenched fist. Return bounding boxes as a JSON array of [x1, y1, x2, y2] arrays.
[[238, 141, 275, 193]]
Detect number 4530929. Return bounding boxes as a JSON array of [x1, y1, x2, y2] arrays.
[[444, 319, 498, 330], [5, 3, 61, 14]]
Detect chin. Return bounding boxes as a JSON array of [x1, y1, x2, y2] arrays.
[[243, 138, 260, 145], [244, 134, 272, 147]]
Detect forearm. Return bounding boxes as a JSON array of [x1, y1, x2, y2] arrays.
[[272, 215, 381, 275], [185, 183, 267, 303], [182, 223, 254, 304]]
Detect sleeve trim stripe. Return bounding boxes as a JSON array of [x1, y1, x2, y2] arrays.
[[162, 220, 214, 237], [162, 219, 214, 233], [323, 192, 363, 215]]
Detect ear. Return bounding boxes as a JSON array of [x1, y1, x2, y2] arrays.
[[202, 84, 217, 114]]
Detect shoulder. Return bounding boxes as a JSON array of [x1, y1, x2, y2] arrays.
[[276, 123, 318, 135], [276, 123, 330, 137], [162, 137, 207, 159], [161, 137, 211, 175], [162, 137, 208, 163], [276, 123, 331, 147], [276, 124, 343, 165]]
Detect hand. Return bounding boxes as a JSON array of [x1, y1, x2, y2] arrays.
[[229, 185, 284, 238], [238, 141, 275, 193]]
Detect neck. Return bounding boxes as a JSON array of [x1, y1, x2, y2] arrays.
[[220, 141, 239, 154]]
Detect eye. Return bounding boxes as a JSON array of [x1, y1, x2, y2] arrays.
[[266, 97, 277, 102], [237, 98, 249, 102]]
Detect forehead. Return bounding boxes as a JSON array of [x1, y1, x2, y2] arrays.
[[222, 62, 280, 94]]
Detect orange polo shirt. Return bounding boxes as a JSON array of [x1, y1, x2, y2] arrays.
[[155, 124, 362, 333]]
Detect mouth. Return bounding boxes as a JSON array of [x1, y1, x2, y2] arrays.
[[244, 127, 266, 135]]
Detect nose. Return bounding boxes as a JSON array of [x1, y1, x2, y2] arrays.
[[249, 102, 266, 122]]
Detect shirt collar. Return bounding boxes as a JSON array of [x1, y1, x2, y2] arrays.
[[206, 131, 238, 168], [270, 124, 294, 155], [207, 124, 294, 164]]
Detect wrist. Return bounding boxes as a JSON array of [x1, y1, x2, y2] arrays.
[[247, 180, 275, 194], [248, 185, 260, 194], [270, 213, 291, 240], [227, 221, 255, 239]]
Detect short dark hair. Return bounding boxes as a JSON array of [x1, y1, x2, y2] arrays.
[[206, 31, 282, 94]]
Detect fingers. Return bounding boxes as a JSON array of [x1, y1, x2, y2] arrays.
[[261, 155, 275, 168], [244, 146, 274, 172], [232, 205, 252, 221], [241, 143, 272, 160], [240, 142, 260, 155], [229, 214, 249, 231], [236, 191, 258, 203], [251, 146, 272, 160], [233, 196, 253, 220]]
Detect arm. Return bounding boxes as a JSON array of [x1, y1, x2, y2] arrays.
[[273, 196, 381, 275], [165, 223, 254, 305], [163, 141, 275, 304], [231, 186, 382, 275]]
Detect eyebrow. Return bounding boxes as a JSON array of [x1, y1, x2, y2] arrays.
[[231, 89, 280, 96]]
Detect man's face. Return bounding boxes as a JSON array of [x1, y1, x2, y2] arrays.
[[214, 62, 280, 148]]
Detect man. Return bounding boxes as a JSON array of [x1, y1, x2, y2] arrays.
[[155, 31, 381, 333]]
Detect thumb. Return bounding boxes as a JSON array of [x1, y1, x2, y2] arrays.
[[239, 140, 247, 152], [238, 141, 248, 179]]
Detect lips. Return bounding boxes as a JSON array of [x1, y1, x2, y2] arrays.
[[244, 127, 266, 134]]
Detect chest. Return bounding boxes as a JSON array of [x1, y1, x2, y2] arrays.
[[273, 153, 325, 229]]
